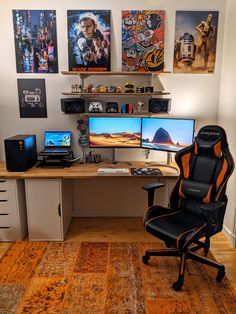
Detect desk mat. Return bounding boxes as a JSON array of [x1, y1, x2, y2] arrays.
[[0, 241, 235, 313]]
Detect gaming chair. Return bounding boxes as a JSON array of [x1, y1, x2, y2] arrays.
[[142, 125, 234, 291]]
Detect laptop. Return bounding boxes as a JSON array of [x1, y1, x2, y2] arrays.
[[40, 131, 72, 155]]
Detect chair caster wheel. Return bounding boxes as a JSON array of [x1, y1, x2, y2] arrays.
[[142, 255, 150, 265], [216, 268, 225, 282], [172, 280, 183, 291]]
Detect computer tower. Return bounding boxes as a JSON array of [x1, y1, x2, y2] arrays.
[[4, 135, 37, 171]]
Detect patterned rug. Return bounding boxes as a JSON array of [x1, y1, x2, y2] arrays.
[[0, 242, 236, 314]]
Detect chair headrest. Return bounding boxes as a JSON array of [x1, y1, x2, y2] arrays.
[[194, 125, 228, 157]]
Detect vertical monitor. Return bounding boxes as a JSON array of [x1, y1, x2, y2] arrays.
[[88, 117, 141, 148], [141, 118, 195, 152]]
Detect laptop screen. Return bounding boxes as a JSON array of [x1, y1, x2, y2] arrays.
[[44, 131, 72, 148]]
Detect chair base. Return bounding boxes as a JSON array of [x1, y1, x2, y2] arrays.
[[142, 246, 225, 291]]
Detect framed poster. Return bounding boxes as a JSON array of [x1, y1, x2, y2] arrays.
[[122, 10, 165, 72], [67, 10, 111, 71], [12, 10, 58, 73], [173, 11, 219, 73], [17, 79, 47, 118]]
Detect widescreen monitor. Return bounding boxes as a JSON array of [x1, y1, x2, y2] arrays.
[[88, 117, 141, 148], [141, 118, 195, 152]]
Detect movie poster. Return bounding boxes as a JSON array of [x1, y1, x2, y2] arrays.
[[173, 11, 219, 73], [122, 10, 165, 72], [67, 10, 111, 71], [12, 10, 58, 73], [17, 79, 47, 118]]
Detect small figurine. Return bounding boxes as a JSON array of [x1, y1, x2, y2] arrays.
[[134, 101, 144, 113], [125, 82, 134, 93], [116, 86, 123, 93], [87, 84, 93, 93]]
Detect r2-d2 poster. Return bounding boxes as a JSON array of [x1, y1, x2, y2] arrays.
[[67, 10, 111, 71], [122, 10, 165, 72], [12, 10, 58, 73], [173, 11, 219, 73]]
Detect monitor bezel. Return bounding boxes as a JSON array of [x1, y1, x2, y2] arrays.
[[141, 117, 195, 153], [88, 116, 142, 149]]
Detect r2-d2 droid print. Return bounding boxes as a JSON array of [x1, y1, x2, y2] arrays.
[[175, 33, 196, 69]]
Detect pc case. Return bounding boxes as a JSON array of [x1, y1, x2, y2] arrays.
[[4, 135, 37, 171]]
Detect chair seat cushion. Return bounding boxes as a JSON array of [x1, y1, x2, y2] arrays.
[[145, 208, 207, 248]]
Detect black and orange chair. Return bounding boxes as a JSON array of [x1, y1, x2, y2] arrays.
[[142, 125, 234, 291]]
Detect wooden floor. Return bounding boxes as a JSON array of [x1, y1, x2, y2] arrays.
[[0, 217, 236, 290]]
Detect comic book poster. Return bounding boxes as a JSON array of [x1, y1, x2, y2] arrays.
[[67, 10, 111, 71], [173, 11, 219, 73], [12, 10, 58, 73], [17, 79, 47, 118], [122, 10, 165, 72]]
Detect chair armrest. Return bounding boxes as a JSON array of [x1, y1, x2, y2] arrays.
[[142, 183, 165, 191], [200, 202, 226, 214], [142, 183, 165, 207]]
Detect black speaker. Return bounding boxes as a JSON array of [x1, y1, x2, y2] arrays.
[[61, 98, 85, 113], [148, 98, 171, 113], [4, 135, 37, 171]]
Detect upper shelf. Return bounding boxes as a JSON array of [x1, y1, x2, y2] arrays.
[[62, 92, 170, 96], [61, 70, 171, 77]]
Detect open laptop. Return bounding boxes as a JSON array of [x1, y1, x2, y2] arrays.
[[40, 131, 72, 155]]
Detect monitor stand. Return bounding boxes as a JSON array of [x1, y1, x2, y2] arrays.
[[145, 151, 179, 172], [111, 148, 132, 165]]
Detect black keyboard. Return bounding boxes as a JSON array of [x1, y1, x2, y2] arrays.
[[131, 168, 162, 176]]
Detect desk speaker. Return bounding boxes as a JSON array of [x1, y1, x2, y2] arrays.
[[61, 98, 85, 113], [149, 98, 171, 113]]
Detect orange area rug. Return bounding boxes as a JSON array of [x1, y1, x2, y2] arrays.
[[0, 241, 235, 313]]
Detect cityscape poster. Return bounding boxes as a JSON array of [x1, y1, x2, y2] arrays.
[[12, 10, 58, 73]]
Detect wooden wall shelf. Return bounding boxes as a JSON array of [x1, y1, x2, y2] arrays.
[[62, 92, 170, 96], [62, 112, 169, 117], [61, 70, 171, 76]]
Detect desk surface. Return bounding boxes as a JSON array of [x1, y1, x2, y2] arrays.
[[0, 162, 179, 179]]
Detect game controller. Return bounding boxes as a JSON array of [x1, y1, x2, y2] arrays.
[[88, 102, 103, 113]]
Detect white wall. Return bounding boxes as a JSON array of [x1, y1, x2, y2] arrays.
[[218, 0, 236, 246], [0, 0, 226, 163]]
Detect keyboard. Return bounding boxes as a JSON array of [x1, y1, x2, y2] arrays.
[[98, 168, 130, 174], [131, 168, 162, 176]]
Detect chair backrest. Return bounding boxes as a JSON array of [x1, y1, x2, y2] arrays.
[[170, 125, 234, 232]]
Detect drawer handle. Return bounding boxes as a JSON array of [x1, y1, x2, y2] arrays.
[[0, 180, 6, 183], [0, 190, 7, 192], [0, 200, 8, 202], [0, 213, 9, 216], [0, 227, 10, 229]]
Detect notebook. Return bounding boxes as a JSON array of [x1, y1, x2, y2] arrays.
[[40, 131, 72, 154]]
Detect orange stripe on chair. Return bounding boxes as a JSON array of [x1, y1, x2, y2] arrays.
[[194, 143, 198, 155], [203, 184, 213, 203], [182, 153, 191, 178], [178, 180, 185, 198], [216, 159, 228, 191], [214, 141, 222, 158]]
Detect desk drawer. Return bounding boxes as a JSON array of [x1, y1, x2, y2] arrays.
[[0, 212, 18, 227], [0, 179, 15, 190], [0, 226, 19, 241], [0, 190, 16, 201], [0, 200, 17, 214]]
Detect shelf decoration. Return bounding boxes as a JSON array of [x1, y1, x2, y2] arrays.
[[173, 11, 219, 74], [67, 10, 111, 72], [122, 10, 165, 72], [17, 79, 47, 118], [12, 10, 58, 73]]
